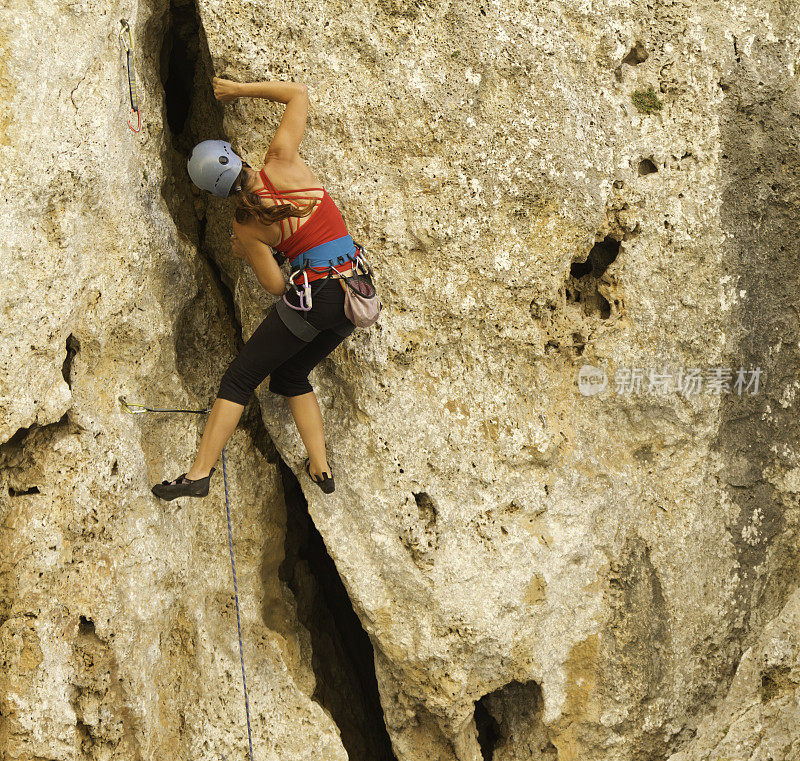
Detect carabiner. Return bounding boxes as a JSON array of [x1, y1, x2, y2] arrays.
[[351, 242, 373, 278], [118, 20, 132, 53], [355, 252, 366, 275], [302, 270, 312, 309], [288, 268, 313, 310], [128, 107, 141, 133]]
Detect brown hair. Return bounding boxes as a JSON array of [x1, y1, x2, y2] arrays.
[[231, 167, 317, 231]]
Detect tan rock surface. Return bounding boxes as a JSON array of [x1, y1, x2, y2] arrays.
[[2, 0, 799, 760]]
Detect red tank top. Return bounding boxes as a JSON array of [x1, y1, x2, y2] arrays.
[[254, 168, 354, 284]]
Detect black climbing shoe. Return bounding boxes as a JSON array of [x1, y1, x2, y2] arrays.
[[304, 457, 335, 494], [152, 468, 216, 501]]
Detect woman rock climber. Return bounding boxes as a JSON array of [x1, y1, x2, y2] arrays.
[[152, 76, 374, 498]]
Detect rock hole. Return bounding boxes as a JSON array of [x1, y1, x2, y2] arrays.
[[413, 491, 438, 529], [78, 615, 95, 636], [761, 664, 795, 702], [8, 485, 40, 497], [75, 717, 93, 753], [567, 236, 620, 319], [1, 414, 71, 498], [474, 695, 501, 761], [545, 339, 560, 353], [475, 681, 555, 761], [3, 424, 34, 450], [111, 460, 118, 476], [638, 158, 658, 175], [622, 41, 648, 65], [278, 460, 397, 761], [62, 333, 80, 389], [569, 259, 592, 279]]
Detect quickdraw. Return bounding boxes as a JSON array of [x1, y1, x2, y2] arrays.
[[118, 21, 141, 133], [119, 396, 210, 415]]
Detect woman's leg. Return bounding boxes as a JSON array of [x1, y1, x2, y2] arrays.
[[185, 398, 245, 479], [269, 328, 350, 479], [286, 392, 330, 479], [180, 308, 308, 480]]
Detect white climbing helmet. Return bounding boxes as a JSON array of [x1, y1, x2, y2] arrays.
[[187, 139, 243, 197]]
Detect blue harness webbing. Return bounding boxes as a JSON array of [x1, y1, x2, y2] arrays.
[[289, 234, 357, 275]]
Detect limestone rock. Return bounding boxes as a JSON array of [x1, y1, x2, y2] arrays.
[[2, 0, 800, 759], [666, 587, 800, 761]]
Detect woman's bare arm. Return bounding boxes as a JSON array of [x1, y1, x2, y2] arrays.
[[212, 77, 306, 104], [232, 220, 286, 297], [212, 77, 309, 160]]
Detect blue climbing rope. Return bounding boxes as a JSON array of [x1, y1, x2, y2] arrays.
[[222, 446, 255, 761], [120, 396, 254, 761]]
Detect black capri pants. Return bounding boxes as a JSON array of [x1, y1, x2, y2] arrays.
[[217, 274, 364, 405]]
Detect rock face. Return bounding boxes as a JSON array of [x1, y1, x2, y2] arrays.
[[1, 0, 799, 759]]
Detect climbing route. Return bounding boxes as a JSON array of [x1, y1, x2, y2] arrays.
[[120, 396, 255, 761]]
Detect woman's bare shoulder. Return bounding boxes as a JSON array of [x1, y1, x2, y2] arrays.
[[233, 215, 266, 239], [233, 212, 278, 247], [261, 154, 323, 187]]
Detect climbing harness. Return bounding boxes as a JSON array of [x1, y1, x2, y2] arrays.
[[119, 396, 255, 761], [284, 237, 371, 311], [276, 241, 379, 340], [287, 234, 360, 292], [118, 21, 141, 133]]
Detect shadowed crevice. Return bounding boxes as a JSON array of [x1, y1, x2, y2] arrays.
[[156, 5, 395, 756], [473, 680, 556, 761], [474, 696, 500, 761], [278, 458, 398, 761], [156, 0, 247, 409], [62, 333, 80, 389]]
